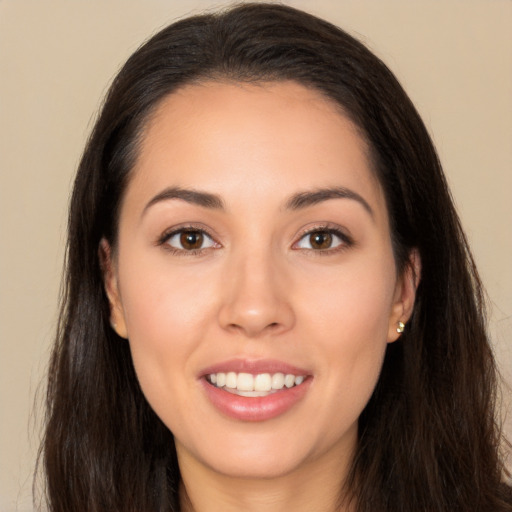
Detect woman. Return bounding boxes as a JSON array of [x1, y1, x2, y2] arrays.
[[40, 3, 511, 511]]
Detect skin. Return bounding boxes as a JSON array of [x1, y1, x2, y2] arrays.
[[102, 81, 419, 512]]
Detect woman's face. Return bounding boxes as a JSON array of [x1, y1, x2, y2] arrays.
[[104, 81, 416, 481]]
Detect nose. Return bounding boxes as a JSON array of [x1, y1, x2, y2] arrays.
[[217, 251, 295, 338]]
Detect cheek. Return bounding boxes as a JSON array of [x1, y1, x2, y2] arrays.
[[299, 252, 395, 340], [117, 253, 220, 399], [297, 256, 395, 408], [120, 245, 220, 334]]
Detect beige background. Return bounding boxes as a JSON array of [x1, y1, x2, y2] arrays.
[[1, 1, 511, 510]]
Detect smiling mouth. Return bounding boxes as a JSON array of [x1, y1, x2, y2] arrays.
[[206, 371, 306, 397]]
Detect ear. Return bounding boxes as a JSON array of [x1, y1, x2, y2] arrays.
[[387, 248, 421, 343], [98, 238, 128, 339]]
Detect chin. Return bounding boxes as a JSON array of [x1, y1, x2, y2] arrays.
[[203, 450, 310, 480], [176, 420, 355, 482]]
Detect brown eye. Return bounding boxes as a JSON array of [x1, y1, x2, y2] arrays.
[[295, 229, 347, 251], [180, 230, 204, 250], [165, 229, 216, 252], [309, 232, 332, 250]]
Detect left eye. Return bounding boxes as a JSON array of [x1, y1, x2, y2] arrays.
[[165, 229, 216, 251], [295, 230, 345, 250]]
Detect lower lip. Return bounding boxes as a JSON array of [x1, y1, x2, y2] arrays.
[[201, 378, 311, 422]]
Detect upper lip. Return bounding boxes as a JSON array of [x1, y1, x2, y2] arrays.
[[200, 358, 311, 377]]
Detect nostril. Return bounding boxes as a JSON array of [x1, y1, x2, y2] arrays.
[[218, 299, 295, 337], [226, 321, 281, 337]]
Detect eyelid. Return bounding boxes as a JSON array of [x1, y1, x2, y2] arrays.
[[155, 222, 352, 255], [156, 223, 221, 253], [292, 223, 354, 252]]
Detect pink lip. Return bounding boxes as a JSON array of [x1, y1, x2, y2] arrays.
[[199, 359, 312, 422], [200, 358, 310, 377]]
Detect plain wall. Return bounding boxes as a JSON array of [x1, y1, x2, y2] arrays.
[[1, 1, 511, 510]]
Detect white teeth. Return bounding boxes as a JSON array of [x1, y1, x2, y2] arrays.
[[237, 373, 254, 391], [271, 372, 285, 390], [216, 372, 226, 387], [208, 371, 306, 393], [254, 373, 272, 392], [225, 388, 272, 397], [284, 374, 295, 388], [225, 372, 237, 389]]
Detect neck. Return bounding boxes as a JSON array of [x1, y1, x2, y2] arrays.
[[177, 443, 356, 512]]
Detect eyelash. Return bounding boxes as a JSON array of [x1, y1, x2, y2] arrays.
[[157, 223, 353, 256], [157, 224, 219, 256], [292, 225, 354, 255]]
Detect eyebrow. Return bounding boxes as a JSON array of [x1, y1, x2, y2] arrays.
[[143, 186, 225, 215], [285, 186, 374, 217], [142, 185, 373, 218]]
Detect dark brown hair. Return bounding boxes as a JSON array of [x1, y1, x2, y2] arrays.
[[39, 3, 511, 511]]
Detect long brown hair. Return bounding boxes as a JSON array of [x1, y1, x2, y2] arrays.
[[39, 3, 511, 511]]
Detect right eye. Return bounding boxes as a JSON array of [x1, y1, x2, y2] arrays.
[[164, 229, 217, 252], [295, 230, 343, 251]]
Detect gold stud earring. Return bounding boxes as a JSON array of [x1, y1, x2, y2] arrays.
[[396, 321, 405, 334]]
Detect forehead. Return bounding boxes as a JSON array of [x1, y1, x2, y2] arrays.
[[125, 80, 386, 219]]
